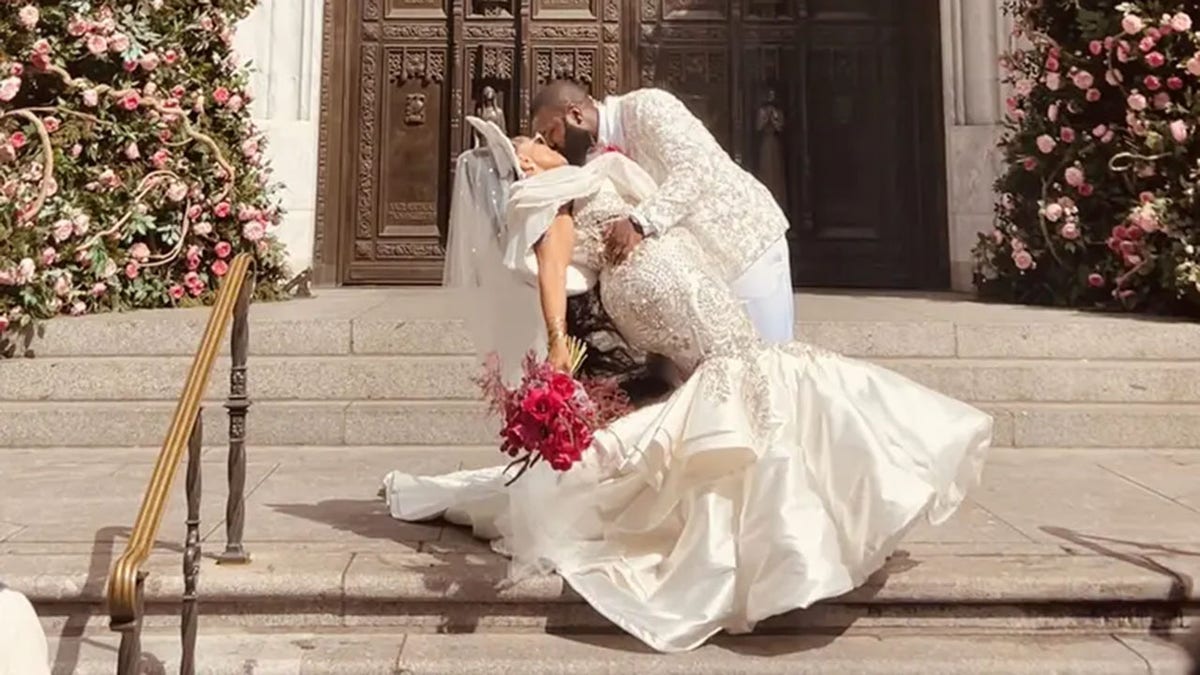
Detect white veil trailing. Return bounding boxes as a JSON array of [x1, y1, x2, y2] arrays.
[[442, 116, 659, 383], [442, 117, 542, 383]]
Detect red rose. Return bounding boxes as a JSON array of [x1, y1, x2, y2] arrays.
[[521, 388, 557, 423], [549, 372, 579, 401]]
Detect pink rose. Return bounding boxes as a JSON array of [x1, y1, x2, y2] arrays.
[[53, 273, 71, 297], [1072, 70, 1094, 89], [1065, 166, 1085, 187], [1088, 273, 1105, 288], [67, 16, 89, 37], [1014, 79, 1034, 97], [151, 148, 171, 169], [1045, 56, 1060, 72], [1188, 56, 1200, 76], [1045, 72, 1062, 90], [40, 247, 57, 266], [213, 86, 231, 105], [70, 301, 87, 317], [139, 53, 161, 71], [1172, 12, 1193, 32], [1022, 157, 1038, 171], [164, 49, 179, 65], [1036, 134, 1056, 153], [1128, 92, 1148, 111], [87, 35, 109, 56], [130, 242, 151, 262], [1106, 68, 1123, 86], [52, 219, 73, 242], [1144, 75, 1162, 90], [43, 116, 60, 133], [1013, 250, 1035, 271], [1168, 76, 1184, 91], [109, 33, 131, 53], [17, 5, 39, 30], [1170, 120, 1189, 143], [125, 142, 140, 160], [1145, 52, 1165, 69], [1060, 223, 1080, 240], [1086, 88, 1101, 102], [72, 213, 90, 235], [0, 316, 8, 333], [124, 262, 140, 279], [1060, 127, 1076, 143], [1122, 14, 1145, 35], [213, 201, 232, 218], [166, 181, 188, 203], [1088, 40, 1103, 56], [82, 88, 100, 107], [1043, 203, 1064, 222], [1139, 36, 1157, 53], [193, 221, 213, 236], [1154, 92, 1171, 110], [1079, 183, 1094, 197], [227, 94, 244, 111], [214, 241, 232, 258], [91, 282, 107, 297], [169, 284, 185, 300], [0, 76, 21, 102], [211, 259, 229, 277], [242, 221, 266, 242], [121, 92, 140, 111]]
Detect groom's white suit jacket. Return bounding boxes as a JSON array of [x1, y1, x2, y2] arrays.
[[595, 89, 789, 283]]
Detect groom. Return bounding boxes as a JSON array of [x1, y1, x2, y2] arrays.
[[530, 81, 795, 343]]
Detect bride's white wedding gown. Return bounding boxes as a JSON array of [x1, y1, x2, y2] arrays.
[[383, 179, 992, 653]]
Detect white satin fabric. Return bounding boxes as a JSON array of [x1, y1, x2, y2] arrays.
[[731, 236, 795, 344], [0, 586, 50, 675], [383, 344, 991, 652]]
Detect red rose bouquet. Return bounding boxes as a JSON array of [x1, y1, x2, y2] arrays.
[[475, 338, 632, 484]]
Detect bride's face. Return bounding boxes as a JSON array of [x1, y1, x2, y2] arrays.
[[513, 135, 568, 175]]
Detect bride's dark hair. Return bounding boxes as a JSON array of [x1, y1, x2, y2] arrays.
[[567, 286, 674, 407]]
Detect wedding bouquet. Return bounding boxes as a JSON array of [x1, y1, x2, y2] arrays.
[[475, 338, 631, 484]]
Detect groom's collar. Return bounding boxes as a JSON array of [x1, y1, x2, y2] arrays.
[[593, 96, 624, 154]]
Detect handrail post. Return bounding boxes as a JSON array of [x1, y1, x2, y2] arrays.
[[181, 412, 203, 675], [114, 571, 146, 675], [218, 273, 253, 565]]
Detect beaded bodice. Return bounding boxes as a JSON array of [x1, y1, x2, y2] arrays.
[[573, 180, 762, 376]]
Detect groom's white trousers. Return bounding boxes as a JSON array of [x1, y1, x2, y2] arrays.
[[730, 236, 794, 344]]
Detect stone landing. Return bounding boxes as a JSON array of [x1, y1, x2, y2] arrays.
[[3, 289, 1200, 672]]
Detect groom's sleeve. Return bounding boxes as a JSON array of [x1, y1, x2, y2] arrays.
[[626, 89, 721, 237]]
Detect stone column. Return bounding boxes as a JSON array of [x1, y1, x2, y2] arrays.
[[235, 0, 324, 275], [939, 0, 1008, 290]]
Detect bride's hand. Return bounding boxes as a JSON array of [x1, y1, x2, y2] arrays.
[[548, 338, 573, 372]]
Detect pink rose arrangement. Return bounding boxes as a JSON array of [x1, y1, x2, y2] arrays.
[[976, 2, 1200, 314], [0, 1, 289, 355]]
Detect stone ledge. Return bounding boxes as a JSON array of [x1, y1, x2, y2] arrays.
[[8, 400, 1200, 448], [46, 630, 1185, 675], [12, 548, 1200, 608]]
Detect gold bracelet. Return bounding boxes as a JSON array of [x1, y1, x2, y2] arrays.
[[546, 317, 567, 344]]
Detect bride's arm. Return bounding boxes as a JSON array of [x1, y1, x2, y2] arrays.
[[533, 206, 576, 370]]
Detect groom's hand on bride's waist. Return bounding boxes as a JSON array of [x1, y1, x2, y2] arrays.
[[604, 217, 644, 265]]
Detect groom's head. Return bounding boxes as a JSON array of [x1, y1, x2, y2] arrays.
[[531, 80, 598, 167]]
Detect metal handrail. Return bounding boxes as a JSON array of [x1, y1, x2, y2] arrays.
[[106, 252, 256, 674]]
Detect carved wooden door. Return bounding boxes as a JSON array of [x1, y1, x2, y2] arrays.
[[344, 0, 623, 284], [638, 0, 946, 289]]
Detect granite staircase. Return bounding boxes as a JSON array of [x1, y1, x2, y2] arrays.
[[1, 289, 1197, 673]]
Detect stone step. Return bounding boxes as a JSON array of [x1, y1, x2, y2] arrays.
[[19, 289, 1200, 360], [17, 545, 1200, 635], [4, 355, 1200, 404], [45, 630, 1190, 675], [3, 399, 1200, 449]]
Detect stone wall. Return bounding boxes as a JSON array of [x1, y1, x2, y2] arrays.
[[939, 0, 1010, 290], [235, 0, 324, 276]]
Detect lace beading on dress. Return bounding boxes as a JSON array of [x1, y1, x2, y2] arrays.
[[574, 181, 774, 434]]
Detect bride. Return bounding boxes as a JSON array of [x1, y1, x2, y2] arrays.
[[383, 118, 992, 653]]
